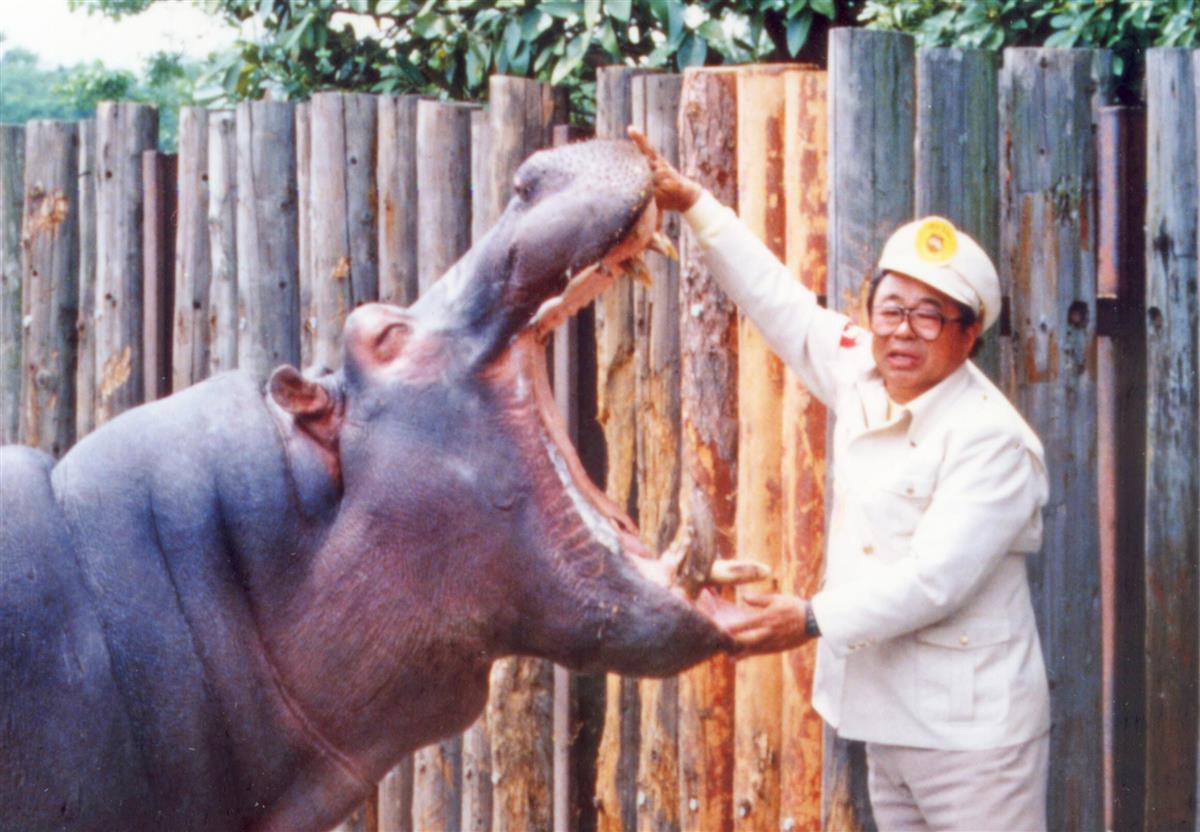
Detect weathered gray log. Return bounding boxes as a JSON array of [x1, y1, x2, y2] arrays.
[[675, 66, 738, 832], [629, 72, 683, 832], [1143, 47, 1198, 832], [411, 97, 475, 832], [142, 151, 176, 402], [378, 757, 414, 832], [309, 92, 378, 371], [915, 48, 1001, 380], [95, 102, 157, 424], [173, 107, 210, 391], [235, 100, 300, 382], [0, 124, 24, 444], [19, 120, 78, 455], [826, 29, 917, 832], [296, 102, 314, 368], [999, 47, 1112, 832], [378, 94, 420, 306], [75, 119, 97, 438], [592, 64, 650, 832], [415, 100, 474, 294], [206, 110, 237, 376], [481, 75, 559, 832]]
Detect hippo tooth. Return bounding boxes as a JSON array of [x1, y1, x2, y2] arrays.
[[648, 231, 679, 262], [707, 560, 772, 586], [624, 257, 652, 286]]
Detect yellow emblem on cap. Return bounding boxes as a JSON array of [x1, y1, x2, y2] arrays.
[[914, 218, 957, 264]]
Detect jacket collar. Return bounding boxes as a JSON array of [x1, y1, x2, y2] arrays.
[[857, 360, 974, 445]]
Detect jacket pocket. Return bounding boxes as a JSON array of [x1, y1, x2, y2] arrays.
[[915, 618, 1011, 722], [867, 472, 937, 551]]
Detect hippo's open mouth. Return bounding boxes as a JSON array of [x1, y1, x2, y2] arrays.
[[499, 197, 759, 663]]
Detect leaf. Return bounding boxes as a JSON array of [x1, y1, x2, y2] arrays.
[[503, 19, 523, 57], [541, 1, 581, 20], [600, 19, 621, 55], [811, 0, 835, 18], [667, 0, 685, 46], [348, 0, 370, 13], [511, 40, 531, 74], [550, 30, 589, 84], [583, 0, 600, 29], [605, 0, 631, 23], [676, 31, 707, 67], [787, 11, 813, 55]]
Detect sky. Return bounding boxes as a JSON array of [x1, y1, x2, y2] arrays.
[[0, 0, 241, 70]]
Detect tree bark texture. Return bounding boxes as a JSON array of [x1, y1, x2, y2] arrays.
[[0, 124, 25, 444], [206, 110, 237, 376], [235, 100, 299, 382], [675, 66, 739, 832], [1000, 47, 1112, 832], [780, 67, 827, 832], [74, 119, 97, 438], [19, 120, 78, 456], [378, 95, 420, 306], [95, 102, 157, 424], [309, 92, 379, 371], [173, 107, 210, 391]]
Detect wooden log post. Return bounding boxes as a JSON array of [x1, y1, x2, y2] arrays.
[[235, 101, 300, 382], [826, 29, 916, 832], [412, 98, 475, 832], [914, 49, 1001, 381], [675, 66, 738, 832], [207, 110, 237, 376], [780, 67, 828, 832], [630, 72, 683, 832], [732, 65, 793, 832], [95, 102, 157, 424], [19, 120, 79, 455], [173, 107, 210, 391], [296, 102, 313, 368], [460, 105, 495, 832], [482, 76, 560, 832], [75, 120, 97, 437], [1143, 48, 1198, 832], [0, 124, 24, 444], [593, 64, 649, 832], [309, 92, 379, 372], [1096, 105, 1146, 831], [999, 48, 1111, 832], [142, 150, 176, 402], [378, 95, 420, 307]]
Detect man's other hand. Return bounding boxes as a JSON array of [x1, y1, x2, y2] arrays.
[[726, 592, 813, 656], [627, 126, 702, 213]]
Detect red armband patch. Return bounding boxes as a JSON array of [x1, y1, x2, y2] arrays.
[[839, 322, 864, 348]]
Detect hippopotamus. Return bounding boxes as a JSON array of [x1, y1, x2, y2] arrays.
[[0, 139, 755, 832]]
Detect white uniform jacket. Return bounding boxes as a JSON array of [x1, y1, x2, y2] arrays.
[[684, 193, 1051, 751]]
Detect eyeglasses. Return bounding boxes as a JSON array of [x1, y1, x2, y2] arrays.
[[870, 304, 962, 341]]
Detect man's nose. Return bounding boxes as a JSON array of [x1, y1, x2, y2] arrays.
[[893, 314, 917, 338]]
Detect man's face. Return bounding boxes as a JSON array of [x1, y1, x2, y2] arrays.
[[869, 272, 981, 404]]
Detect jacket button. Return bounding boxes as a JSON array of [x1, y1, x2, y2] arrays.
[[863, 545, 874, 555], [905, 486, 914, 495], [960, 634, 969, 646]]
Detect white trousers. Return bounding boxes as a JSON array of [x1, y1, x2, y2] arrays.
[[865, 732, 1049, 832]]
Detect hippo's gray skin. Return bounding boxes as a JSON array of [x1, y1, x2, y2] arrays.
[[0, 140, 743, 832]]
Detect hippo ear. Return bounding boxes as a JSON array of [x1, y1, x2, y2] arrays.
[[268, 366, 341, 451]]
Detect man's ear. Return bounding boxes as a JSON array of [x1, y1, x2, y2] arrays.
[[268, 366, 342, 452]]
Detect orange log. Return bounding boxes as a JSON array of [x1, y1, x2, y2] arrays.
[[779, 68, 828, 832], [732, 65, 795, 832], [675, 67, 740, 832]]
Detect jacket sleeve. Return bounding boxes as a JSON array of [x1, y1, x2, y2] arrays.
[[683, 191, 863, 409], [809, 425, 1049, 653]]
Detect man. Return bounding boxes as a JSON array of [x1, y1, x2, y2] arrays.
[[630, 128, 1051, 831]]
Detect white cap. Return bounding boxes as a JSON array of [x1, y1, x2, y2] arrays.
[[877, 217, 1001, 331]]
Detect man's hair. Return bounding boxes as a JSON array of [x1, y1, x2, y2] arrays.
[[866, 272, 983, 357]]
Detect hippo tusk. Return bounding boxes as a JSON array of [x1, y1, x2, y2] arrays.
[[707, 560, 772, 586], [648, 230, 679, 262]]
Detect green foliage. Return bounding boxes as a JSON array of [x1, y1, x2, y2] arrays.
[[0, 38, 203, 150], [859, 0, 1197, 90], [70, 0, 1197, 113]]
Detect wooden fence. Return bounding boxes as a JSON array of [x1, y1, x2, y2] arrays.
[[0, 36, 1196, 832]]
